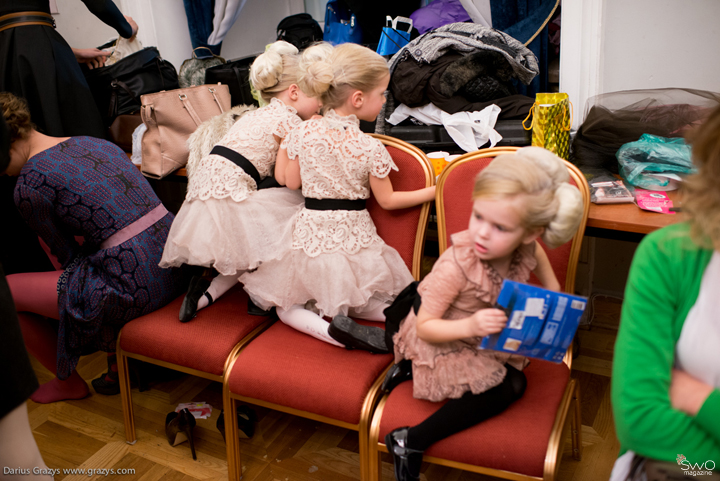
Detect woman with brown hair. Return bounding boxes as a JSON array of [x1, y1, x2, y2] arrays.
[[610, 105, 720, 479], [1, 92, 184, 403]]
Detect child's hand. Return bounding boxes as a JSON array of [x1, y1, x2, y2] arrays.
[[468, 308, 507, 338]]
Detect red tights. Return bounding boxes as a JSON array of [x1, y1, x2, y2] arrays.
[[7, 271, 89, 403]]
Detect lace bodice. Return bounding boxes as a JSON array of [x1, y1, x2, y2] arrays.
[[185, 98, 301, 202], [283, 110, 399, 256]]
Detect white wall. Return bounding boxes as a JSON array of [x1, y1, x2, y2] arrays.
[[55, 0, 304, 73], [561, 0, 720, 128]]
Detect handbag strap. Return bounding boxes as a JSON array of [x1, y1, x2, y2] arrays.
[[178, 86, 225, 127], [192, 46, 216, 59], [108, 79, 138, 120]]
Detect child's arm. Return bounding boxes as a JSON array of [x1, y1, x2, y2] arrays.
[[284, 156, 302, 190], [416, 305, 507, 344], [274, 144, 290, 186], [369, 175, 435, 210], [532, 241, 561, 292]]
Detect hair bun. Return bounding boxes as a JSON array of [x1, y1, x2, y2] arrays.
[[300, 60, 334, 98], [542, 182, 583, 248], [250, 41, 299, 93]]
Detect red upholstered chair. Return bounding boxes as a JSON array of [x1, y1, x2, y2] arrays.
[[368, 147, 590, 481], [223, 134, 435, 481], [116, 284, 274, 445]]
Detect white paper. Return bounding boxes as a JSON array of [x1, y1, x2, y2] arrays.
[[525, 298, 545, 317], [387, 103, 502, 152]]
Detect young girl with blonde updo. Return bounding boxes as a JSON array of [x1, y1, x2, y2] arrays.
[[161, 41, 332, 321], [239, 43, 436, 351], [380, 147, 583, 481]]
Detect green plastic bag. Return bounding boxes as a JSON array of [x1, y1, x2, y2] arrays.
[[616, 134, 694, 190]]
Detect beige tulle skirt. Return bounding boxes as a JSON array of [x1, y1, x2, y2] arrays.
[[239, 241, 414, 318], [160, 188, 304, 276]]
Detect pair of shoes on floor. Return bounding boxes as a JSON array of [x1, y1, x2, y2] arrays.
[[381, 359, 413, 393], [385, 427, 424, 481], [216, 405, 258, 441], [91, 354, 147, 395], [328, 315, 390, 354], [179, 276, 213, 323], [166, 408, 197, 460]]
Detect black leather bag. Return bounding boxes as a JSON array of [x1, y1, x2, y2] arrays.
[[84, 46, 179, 126], [204, 56, 259, 107]]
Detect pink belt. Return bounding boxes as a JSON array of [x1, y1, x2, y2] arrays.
[[100, 204, 169, 250]]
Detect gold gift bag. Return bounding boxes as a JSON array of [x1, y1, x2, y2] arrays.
[[522, 93, 573, 159]]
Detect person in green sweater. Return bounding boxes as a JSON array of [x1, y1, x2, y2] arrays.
[[610, 104, 720, 480]]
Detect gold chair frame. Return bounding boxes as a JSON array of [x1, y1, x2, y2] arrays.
[[368, 146, 590, 481], [223, 135, 435, 481]]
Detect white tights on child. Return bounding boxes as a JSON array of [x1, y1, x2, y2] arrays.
[[278, 302, 390, 346], [197, 274, 239, 310]]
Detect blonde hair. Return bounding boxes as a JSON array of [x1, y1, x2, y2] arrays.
[[249, 41, 300, 102], [0, 92, 35, 143], [473, 147, 583, 248], [683, 104, 720, 248], [299, 43, 388, 112]]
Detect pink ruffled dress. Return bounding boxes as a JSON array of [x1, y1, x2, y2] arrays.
[[393, 230, 536, 402], [239, 110, 414, 318], [160, 98, 305, 276]]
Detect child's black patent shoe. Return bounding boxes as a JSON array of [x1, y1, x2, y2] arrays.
[[385, 427, 423, 481], [380, 359, 413, 393], [179, 276, 212, 323], [328, 315, 390, 354]]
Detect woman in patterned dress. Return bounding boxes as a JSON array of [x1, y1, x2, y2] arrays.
[[160, 41, 331, 322], [1, 92, 185, 403]]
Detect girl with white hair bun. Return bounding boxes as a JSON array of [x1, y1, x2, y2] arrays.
[[373, 146, 583, 481], [161, 40, 332, 322]]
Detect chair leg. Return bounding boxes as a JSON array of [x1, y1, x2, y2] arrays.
[[116, 347, 137, 444], [225, 397, 242, 481], [572, 381, 582, 461]]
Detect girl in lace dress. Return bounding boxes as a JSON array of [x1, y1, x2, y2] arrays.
[[239, 44, 436, 351], [378, 148, 584, 481], [160, 41, 332, 322]]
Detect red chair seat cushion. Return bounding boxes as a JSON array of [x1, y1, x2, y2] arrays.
[[119, 285, 268, 377], [378, 360, 571, 477], [227, 319, 393, 425]]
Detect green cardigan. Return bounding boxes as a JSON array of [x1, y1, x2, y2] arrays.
[[612, 222, 720, 463]]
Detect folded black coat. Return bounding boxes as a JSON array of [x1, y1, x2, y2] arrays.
[[391, 52, 534, 119]]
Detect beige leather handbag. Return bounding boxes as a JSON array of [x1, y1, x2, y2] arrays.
[[140, 84, 231, 179]]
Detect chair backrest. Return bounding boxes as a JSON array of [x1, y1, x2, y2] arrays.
[[436, 147, 590, 293], [367, 134, 435, 280]]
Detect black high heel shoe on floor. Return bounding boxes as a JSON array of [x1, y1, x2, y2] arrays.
[[385, 427, 424, 481], [217, 405, 257, 441], [179, 276, 212, 323], [91, 354, 147, 395], [166, 408, 197, 460]]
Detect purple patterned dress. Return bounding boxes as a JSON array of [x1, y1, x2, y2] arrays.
[[14, 137, 185, 379]]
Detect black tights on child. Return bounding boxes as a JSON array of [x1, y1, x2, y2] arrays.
[[406, 364, 527, 452]]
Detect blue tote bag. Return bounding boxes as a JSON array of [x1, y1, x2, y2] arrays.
[[377, 16, 413, 56], [324, 0, 362, 45]]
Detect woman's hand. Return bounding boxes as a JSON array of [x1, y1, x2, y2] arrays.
[[467, 308, 507, 338], [72, 48, 111, 69], [124, 15, 139, 40], [669, 369, 715, 416]]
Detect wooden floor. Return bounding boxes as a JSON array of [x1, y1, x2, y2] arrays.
[[27, 296, 622, 481]]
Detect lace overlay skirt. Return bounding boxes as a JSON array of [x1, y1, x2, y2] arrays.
[[239, 240, 414, 318], [160, 188, 304, 275], [394, 310, 528, 402]]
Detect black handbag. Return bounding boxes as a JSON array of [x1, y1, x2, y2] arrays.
[[276, 13, 323, 50], [84, 46, 179, 126], [204, 56, 259, 107]]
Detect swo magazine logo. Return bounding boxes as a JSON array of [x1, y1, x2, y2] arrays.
[[677, 454, 716, 476]]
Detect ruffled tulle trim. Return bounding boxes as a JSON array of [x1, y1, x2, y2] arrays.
[[240, 242, 414, 318]]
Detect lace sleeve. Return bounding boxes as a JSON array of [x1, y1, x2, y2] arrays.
[[274, 112, 301, 140], [281, 126, 302, 160], [370, 139, 399, 179]]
